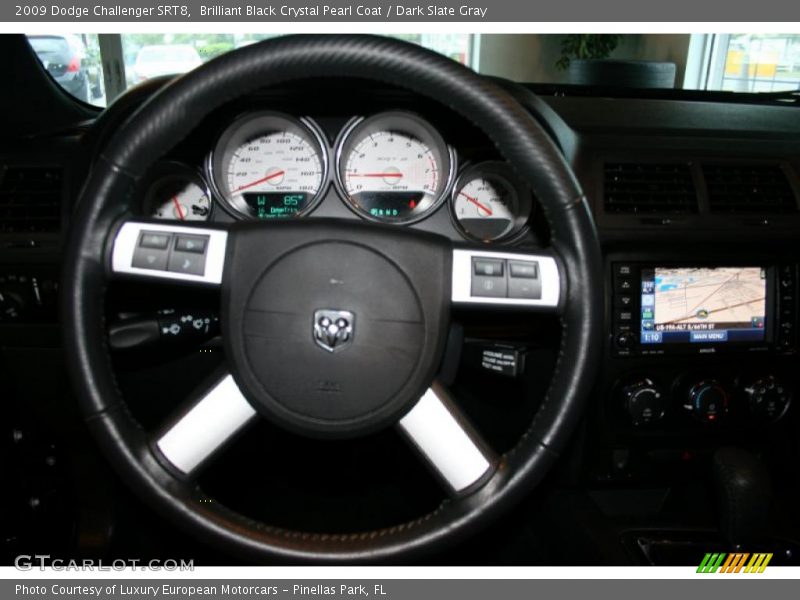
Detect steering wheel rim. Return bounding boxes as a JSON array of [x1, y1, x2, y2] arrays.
[[62, 35, 602, 562]]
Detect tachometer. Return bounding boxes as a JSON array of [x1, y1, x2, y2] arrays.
[[208, 112, 328, 220], [335, 112, 454, 224]]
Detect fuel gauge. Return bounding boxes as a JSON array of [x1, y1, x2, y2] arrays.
[[144, 163, 213, 222], [451, 162, 530, 242]]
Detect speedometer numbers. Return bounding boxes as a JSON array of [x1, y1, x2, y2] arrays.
[[336, 112, 453, 224], [209, 112, 328, 220]]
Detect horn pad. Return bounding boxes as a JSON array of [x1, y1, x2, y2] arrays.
[[222, 220, 452, 439]]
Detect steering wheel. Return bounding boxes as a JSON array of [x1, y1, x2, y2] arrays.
[[62, 35, 602, 562]]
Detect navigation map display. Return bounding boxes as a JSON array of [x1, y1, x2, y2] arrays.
[[640, 267, 767, 345]]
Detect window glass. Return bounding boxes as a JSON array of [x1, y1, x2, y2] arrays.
[[27, 33, 472, 107], [717, 34, 800, 92], [26, 33, 105, 106]]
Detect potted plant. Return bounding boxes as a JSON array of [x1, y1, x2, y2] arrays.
[[556, 34, 677, 89]]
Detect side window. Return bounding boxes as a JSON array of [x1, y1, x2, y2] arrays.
[[27, 34, 474, 109], [26, 34, 105, 106]]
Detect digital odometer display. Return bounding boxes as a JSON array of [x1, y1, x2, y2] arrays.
[[640, 267, 768, 345], [209, 112, 327, 220], [243, 192, 311, 219]]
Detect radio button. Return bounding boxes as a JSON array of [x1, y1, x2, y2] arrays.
[[615, 309, 634, 323], [614, 264, 633, 278], [615, 295, 634, 308]]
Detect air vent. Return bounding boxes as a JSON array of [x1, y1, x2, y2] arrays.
[[0, 165, 63, 233], [604, 163, 698, 214], [703, 164, 798, 214]]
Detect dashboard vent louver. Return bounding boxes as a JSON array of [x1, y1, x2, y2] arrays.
[[0, 165, 63, 233], [604, 163, 698, 214], [703, 164, 798, 214]]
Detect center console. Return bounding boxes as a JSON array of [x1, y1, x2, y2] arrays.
[[590, 253, 799, 486]]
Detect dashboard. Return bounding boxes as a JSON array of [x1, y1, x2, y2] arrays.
[[132, 85, 538, 247], [2, 71, 800, 536]]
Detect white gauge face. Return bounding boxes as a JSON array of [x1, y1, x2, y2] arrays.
[[148, 178, 212, 222], [211, 113, 328, 220], [337, 112, 452, 224], [453, 175, 518, 241], [226, 131, 324, 218], [344, 132, 440, 209]]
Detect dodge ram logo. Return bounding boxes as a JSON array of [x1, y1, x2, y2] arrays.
[[313, 309, 354, 353]]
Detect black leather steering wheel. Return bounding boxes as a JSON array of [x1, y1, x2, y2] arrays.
[[62, 35, 602, 563]]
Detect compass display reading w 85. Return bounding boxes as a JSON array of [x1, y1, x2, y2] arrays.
[[209, 112, 327, 220], [640, 267, 768, 345]]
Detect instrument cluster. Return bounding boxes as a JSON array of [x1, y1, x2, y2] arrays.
[[140, 110, 535, 243]]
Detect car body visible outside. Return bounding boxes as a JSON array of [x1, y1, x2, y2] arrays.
[[27, 34, 98, 103], [131, 44, 203, 84]]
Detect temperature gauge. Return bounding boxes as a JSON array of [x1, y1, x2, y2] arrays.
[[144, 163, 212, 222], [451, 162, 530, 242]]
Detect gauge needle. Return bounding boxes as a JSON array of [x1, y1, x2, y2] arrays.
[[460, 192, 493, 216], [232, 170, 286, 193], [171, 196, 186, 221], [347, 172, 403, 177]]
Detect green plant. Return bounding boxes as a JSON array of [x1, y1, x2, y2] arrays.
[[556, 34, 623, 70], [197, 42, 235, 61]]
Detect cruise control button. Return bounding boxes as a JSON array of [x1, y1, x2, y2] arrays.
[[509, 261, 538, 279], [508, 276, 541, 299], [175, 235, 208, 254], [167, 251, 206, 276], [472, 274, 507, 298], [132, 247, 168, 271], [473, 258, 504, 277], [139, 232, 171, 249]]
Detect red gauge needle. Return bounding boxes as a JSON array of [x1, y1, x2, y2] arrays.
[[347, 172, 403, 178], [232, 170, 285, 193], [460, 192, 493, 216], [171, 196, 186, 221]]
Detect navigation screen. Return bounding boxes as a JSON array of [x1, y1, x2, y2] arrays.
[[640, 267, 767, 345]]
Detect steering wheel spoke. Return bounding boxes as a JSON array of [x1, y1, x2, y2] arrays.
[[398, 382, 497, 497], [153, 372, 258, 478], [110, 220, 229, 286], [451, 248, 562, 313]]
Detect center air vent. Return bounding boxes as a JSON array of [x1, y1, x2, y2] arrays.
[[604, 163, 698, 214], [0, 165, 63, 233], [703, 164, 798, 214]]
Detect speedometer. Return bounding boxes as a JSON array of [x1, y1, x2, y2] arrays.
[[208, 112, 328, 220], [335, 112, 454, 224]]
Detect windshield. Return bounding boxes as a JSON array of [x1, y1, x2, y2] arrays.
[[26, 33, 800, 108]]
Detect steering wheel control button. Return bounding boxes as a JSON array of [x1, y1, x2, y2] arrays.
[[452, 250, 560, 307], [508, 276, 542, 300], [133, 230, 173, 270], [139, 231, 171, 249], [472, 273, 507, 298], [175, 235, 208, 254], [509, 261, 538, 278], [167, 250, 207, 276], [473, 259, 504, 277]]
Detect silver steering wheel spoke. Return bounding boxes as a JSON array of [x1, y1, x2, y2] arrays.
[[451, 248, 562, 311], [110, 220, 228, 285], [398, 382, 497, 497], [153, 373, 258, 478]]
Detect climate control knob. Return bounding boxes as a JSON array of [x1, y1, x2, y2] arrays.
[[685, 379, 729, 423], [744, 376, 792, 421], [620, 377, 666, 426]]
